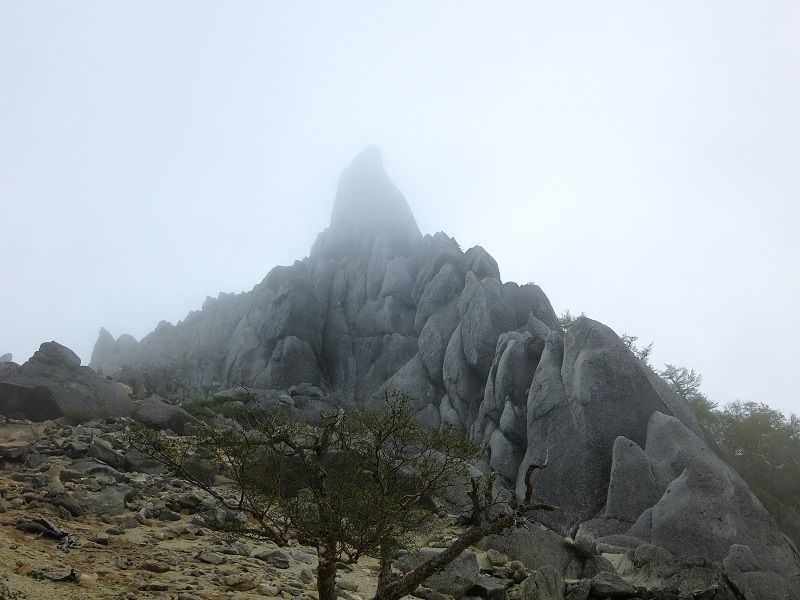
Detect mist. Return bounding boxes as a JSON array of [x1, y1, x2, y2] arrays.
[[1, 1, 798, 415]]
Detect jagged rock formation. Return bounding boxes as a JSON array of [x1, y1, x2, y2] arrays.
[[0, 341, 132, 418], [90, 148, 800, 597]]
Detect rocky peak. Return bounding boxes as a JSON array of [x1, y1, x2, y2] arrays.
[[30, 341, 81, 370], [329, 145, 420, 241]]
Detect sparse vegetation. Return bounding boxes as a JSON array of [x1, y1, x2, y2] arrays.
[[61, 408, 94, 425], [620, 333, 654, 367], [559, 312, 799, 543], [557, 309, 585, 329], [181, 397, 247, 421], [130, 389, 556, 600]]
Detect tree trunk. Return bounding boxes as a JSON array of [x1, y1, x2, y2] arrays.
[[372, 513, 518, 600], [377, 542, 392, 593], [316, 547, 338, 600]]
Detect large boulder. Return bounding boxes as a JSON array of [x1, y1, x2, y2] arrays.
[[0, 422, 50, 460], [630, 412, 800, 580], [518, 318, 676, 530], [131, 396, 197, 434], [394, 548, 479, 598], [458, 273, 516, 374], [0, 342, 133, 417], [0, 382, 62, 421], [520, 564, 564, 600], [478, 523, 584, 579], [32, 341, 81, 370]]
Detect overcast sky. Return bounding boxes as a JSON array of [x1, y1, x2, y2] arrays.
[[1, 2, 798, 415]]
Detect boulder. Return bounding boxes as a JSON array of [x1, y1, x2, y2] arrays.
[[520, 564, 564, 600], [32, 341, 81, 370], [90, 437, 127, 470], [418, 299, 460, 385], [723, 544, 761, 573], [415, 262, 464, 333], [394, 548, 479, 598], [478, 523, 584, 579], [81, 487, 126, 516], [0, 353, 12, 363], [0, 341, 133, 417], [458, 273, 516, 374], [0, 422, 49, 460], [604, 437, 660, 523], [0, 382, 62, 421], [589, 571, 635, 598], [131, 396, 196, 434]]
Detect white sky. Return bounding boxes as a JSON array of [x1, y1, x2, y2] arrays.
[[1, 2, 798, 415]]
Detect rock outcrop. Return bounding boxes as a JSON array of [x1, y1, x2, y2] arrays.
[[0, 341, 132, 418], [87, 148, 800, 597]]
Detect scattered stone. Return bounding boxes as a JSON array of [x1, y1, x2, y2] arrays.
[[255, 549, 290, 568], [196, 550, 226, 565], [141, 559, 170, 573], [590, 571, 635, 598]]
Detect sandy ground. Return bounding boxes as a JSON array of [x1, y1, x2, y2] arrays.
[[0, 501, 383, 600]]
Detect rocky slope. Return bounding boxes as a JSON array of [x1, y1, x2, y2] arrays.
[[62, 146, 799, 597], [0, 416, 782, 600]]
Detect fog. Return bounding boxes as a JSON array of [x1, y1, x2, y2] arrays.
[[1, 2, 798, 415]]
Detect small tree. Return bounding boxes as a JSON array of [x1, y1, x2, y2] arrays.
[[620, 333, 654, 367], [129, 389, 555, 600], [557, 309, 585, 329], [659, 364, 719, 432]]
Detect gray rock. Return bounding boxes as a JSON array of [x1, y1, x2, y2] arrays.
[[0, 353, 12, 363], [632, 411, 800, 586], [89, 328, 141, 375], [254, 549, 290, 569], [632, 543, 673, 567], [82, 487, 126, 516], [468, 574, 508, 600], [32, 341, 81, 369], [255, 335, 321, 389], [330, 146, 420, 242], [395, 548, 478, 598], [464, 246, 500, 281], [723, 544, 761, 572], [72, 150, 800, 595], [418, 299, 460, 385], [564, 578, 590, 600], [605, 437, 660, 523], [478, 524, 583, 579], [502, 283, 561, 332], [379, 256, 416, 304], [415, 262, 464, 333], [131, 396, 196, 434], [518, 318, 675, 530], [0, 341, 133, 417], [520, 564, 563, 600], [196, 550, 227, 565], [442, 325, 484, 428], [90, 437, 127, 470], [458, 273, 516, 374], [0, 382, 62, 421], [589, 571, 635, 598], [411, 233, 464, 306]]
